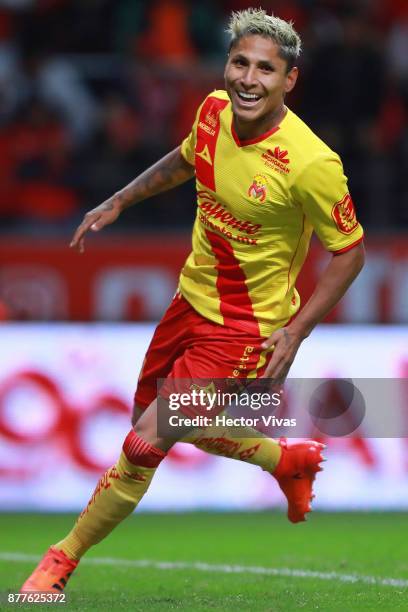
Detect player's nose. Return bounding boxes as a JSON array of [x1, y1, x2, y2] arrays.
[[240, 66, 257, 88]]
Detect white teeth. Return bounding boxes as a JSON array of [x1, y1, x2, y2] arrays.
[[237, 92, 260, 101]]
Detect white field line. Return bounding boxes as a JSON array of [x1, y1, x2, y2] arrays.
[[1, 552, 407, 589]]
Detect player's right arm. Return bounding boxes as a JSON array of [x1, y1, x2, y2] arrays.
[[70, 145, 194, 253]]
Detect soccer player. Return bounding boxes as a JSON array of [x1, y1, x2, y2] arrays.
[[21, 8, 364, 593]]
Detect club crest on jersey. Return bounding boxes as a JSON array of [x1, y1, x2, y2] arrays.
[[331, 193, 358, 234], [248, 174, 267, 202]]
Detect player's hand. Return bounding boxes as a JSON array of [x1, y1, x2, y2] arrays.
[[261, 326, 303, 382], [70, 196, 122, 253]]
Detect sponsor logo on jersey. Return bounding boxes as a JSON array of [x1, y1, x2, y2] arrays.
[[262, 146, 291, 174], [331, 193, 358, 234], [197, 107, 222, 137], [197, 190, 261, 236], [198, 121, 216, 137], [248, 174, 267, 202], [205, 111, 218, 128]]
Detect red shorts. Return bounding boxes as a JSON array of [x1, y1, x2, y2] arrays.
[[134, 293, 271, 410]]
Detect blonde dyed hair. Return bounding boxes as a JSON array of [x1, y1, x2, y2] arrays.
[[227, 8, 302, 71]]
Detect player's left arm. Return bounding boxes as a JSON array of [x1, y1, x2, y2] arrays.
[[262, 242, 364, 379], [262, 151, 365, 380]]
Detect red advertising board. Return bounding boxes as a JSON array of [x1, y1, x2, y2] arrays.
[[0, 235, 407, 322]]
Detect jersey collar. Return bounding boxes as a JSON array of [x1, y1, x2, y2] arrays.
[[230, 106, 289, 148]]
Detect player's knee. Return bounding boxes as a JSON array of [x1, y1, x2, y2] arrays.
[[131, 399, 174, 451], [134, 412, 156, 443]]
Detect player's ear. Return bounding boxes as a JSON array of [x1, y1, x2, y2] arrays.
[[285, 66, 298, 94]]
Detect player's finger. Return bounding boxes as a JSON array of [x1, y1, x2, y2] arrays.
[[262, 354, 282, 379], [90, 220, 104, 231], [264, 345, 292, 378], [262, 332, 279, 350], [264, 366, 285, 383], [70, 214, 101, 249], [87, 211, 110, 234], [70, 223, 88, 248], [268, 358, 291, 383]]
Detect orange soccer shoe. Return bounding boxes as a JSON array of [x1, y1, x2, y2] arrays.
[[20, 546, 78, 593], [272, 438, 325, 523]]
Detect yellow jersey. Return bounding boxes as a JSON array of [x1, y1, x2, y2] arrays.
[[179, 90, 364, 338]]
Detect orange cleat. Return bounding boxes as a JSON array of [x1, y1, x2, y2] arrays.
[[20, 546, 78, 593], [272, 438, 325, 523]]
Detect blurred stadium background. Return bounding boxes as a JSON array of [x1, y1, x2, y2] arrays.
[[0, 0, 407, 517]]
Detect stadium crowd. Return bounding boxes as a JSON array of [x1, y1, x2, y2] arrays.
[[0, 0, 407, 232]]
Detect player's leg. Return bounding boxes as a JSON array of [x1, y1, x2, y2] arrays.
[[133, 310, 325, 523], [133, 399, 282, 470], [186, 426, 324, 522], [20, 295, 196, 593], [132, 314, 284, 473], [132, 403, 144, 427], [133, 295, 324, 523], [133, 399, 325, 523], [22, 294, 201, 592], [21, 397, 176, 593], [137, 328, 286, 473]]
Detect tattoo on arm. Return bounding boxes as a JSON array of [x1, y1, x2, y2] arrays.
[[119, 146, 195, 210]]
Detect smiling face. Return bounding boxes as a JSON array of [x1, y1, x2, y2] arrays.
[[224, 34, 298, 140]]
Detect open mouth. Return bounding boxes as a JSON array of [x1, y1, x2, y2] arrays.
[[235, 91, 262, 107]]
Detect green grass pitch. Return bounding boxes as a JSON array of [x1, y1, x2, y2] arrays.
[[0, 512, 407, 611]]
